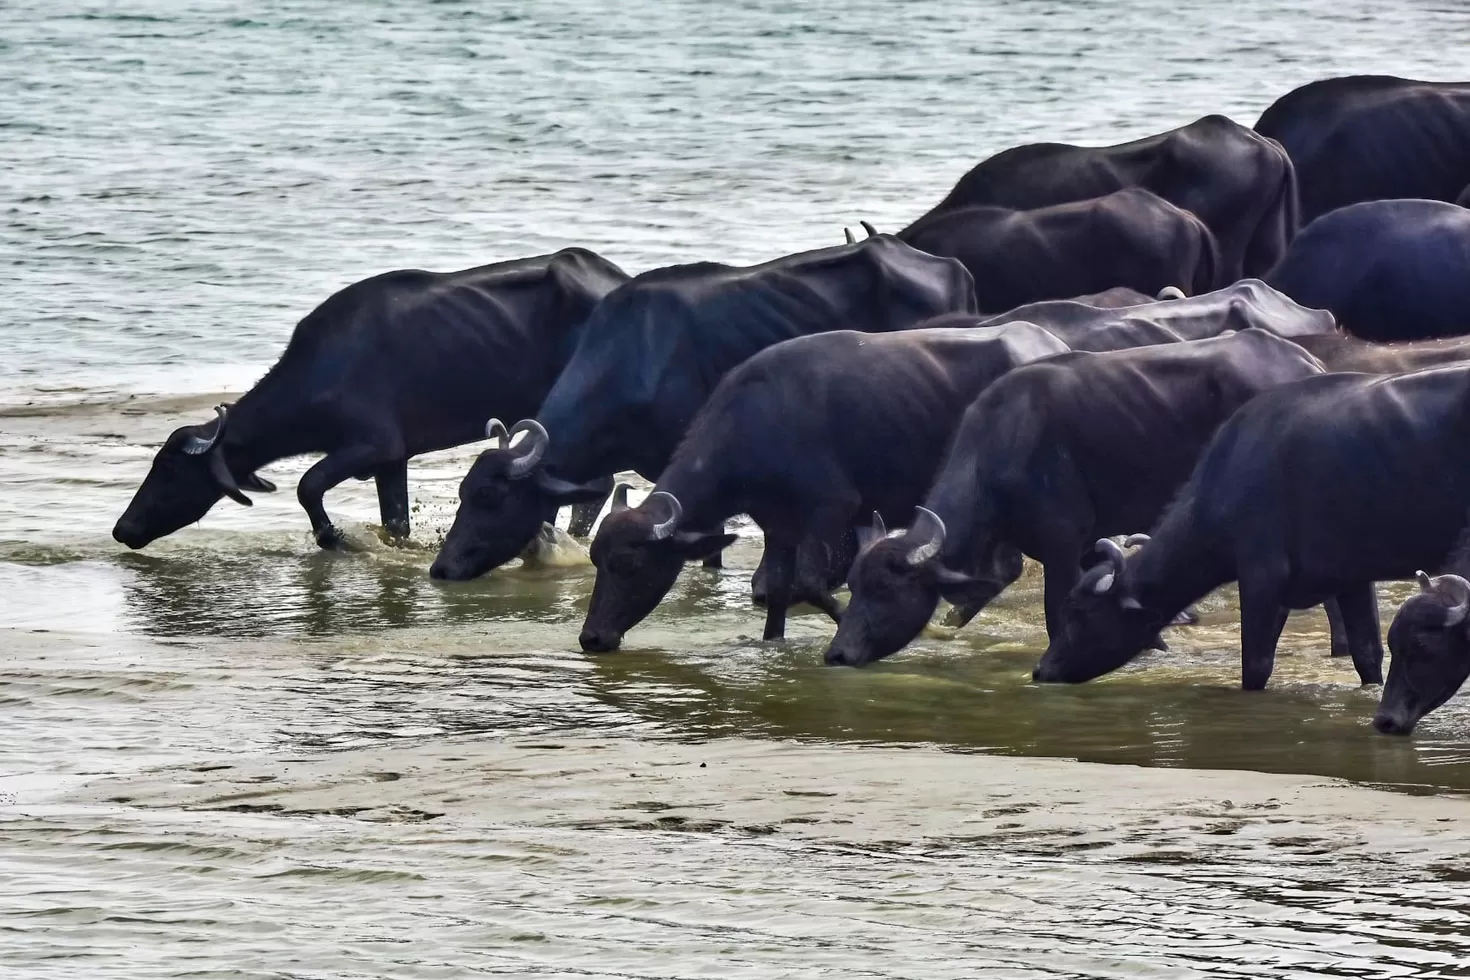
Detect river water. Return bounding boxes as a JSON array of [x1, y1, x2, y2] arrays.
[[5, 1, 1470, 977]]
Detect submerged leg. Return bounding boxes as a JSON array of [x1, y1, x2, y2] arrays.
[[1323, 596, 1351, 657], [1332, 581, 1385, 686], [759, 540, 797, 641], [298, 444, 392, 549], [1237, 579, 1290, 691], [565, 486, 611, 538], [375, 460, 411, 541]]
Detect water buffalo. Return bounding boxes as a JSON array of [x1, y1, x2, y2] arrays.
[[113, 249, 629, 551], [824, 330, 1325, 667], [901, 115, 1298, 281], [576, 322, 1068, 652], [978, 279, 1336, 345], [1032, 364, 1470, 691], [1374, 568, 1470, 734], [886, 188, 1220, 312], [429, 236, 977, 582], [1255, 75, 1470, 222], [1265, 199, 1470, 341]]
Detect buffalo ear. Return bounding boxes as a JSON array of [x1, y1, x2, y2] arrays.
[[670, 531, 737, 561], [537, 472, 613, 504], [239, 472, 277, 493]]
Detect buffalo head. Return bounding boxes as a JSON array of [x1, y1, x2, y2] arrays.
[[112, 404, 276, 549], [823, 508, 1001, 668], [579, 486, 734, 652], [1374, 570, 1470, 735], [430, 418, 607, 581], [1032, 536, 1168, 683]]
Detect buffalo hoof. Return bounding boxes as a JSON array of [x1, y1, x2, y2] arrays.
[[314, 524, 345, 550], [942, 604, 981, 629]]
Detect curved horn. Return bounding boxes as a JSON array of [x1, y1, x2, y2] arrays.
[[647, 491, 682, 540], [1094, 537, 1127, 569], [855, 510, 888, 554], [1417, 570, 1434, 592], [1433, 572, 1470, 627], [181, 404, 229, 456], [506, 419, 549, 479], [611, 483, 633, 512], [1123, 533, 1152, 549], [844, 227, 856, 245], [485, 417, 510, 449], [1157, 285, 1187, 301], [859, 220, 878, 239], [904, 506, 946, 566]]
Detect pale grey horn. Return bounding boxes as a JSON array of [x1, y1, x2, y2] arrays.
[[1417, 570, 1434, 592], [904, 506, 946, 566], [505, 419, 549, 478], [1123, 533, 1152, 548], [844, 227, 856, 245], [859, 220, 878, 238], [611, 483, 633, 512], [181, 404, 229, 456], [1157, 285, 1186, 301], [1433, 572, 1470, 627], [647, 491, 682, 540], [485, 417, 510, 449], [1094, 536, 1127, 569]]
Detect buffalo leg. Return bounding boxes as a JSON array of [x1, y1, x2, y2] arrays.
[[1323, 597, 1351, 657], [375, 460, 411, 541], [1040, 558, 1081, 644], [1332, 582, 1385, 686], [1238, 581, 1289, 691], [298, 445, 391, 549], [565, 487, 610, 539], [759, 540, 796, 641]]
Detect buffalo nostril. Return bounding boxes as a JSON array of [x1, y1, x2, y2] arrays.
[[1372, 713, 1412, 736], [579, 629, 620, 653]]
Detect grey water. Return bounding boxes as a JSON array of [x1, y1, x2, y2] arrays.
[[5, 1, 1470, 977]]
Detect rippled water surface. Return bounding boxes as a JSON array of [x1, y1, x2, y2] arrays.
[[6, 1, 1470, 977]]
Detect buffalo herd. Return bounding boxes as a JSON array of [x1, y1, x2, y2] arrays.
[[115, 74, 1470, 736]]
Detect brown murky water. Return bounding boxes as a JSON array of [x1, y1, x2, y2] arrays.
[[6, 393, 1470, 978]]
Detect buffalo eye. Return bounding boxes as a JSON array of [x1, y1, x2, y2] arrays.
[[608, 550, 640, 576], [470, 481, 505, 507]]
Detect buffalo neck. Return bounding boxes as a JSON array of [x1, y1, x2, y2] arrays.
[[221, 367, 330, 473], [1127, 507, 1232, 620], [651, 449, 727, 534], [922, 459, 1001, 572]]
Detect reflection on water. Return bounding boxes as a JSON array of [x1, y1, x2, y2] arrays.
[[6, 533, 1468, 792]]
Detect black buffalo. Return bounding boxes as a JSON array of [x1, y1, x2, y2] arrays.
[[921, 279, 1333, 354], [113, 249, 629, 551], [1255, 75, 1470, 222], [887, 188, 1220, 312], [1374, 568, 1470, 735], [577, 323, 1068, 652], [1032, 365, 1470, 691], [1265, 199, 1470, 341], [429, 236, 977, 582], [901, 115, 1298, 281], [825, 330, 1325, 667]]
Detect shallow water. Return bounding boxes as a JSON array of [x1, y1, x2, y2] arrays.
[[5, 1, 1470, 977]]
